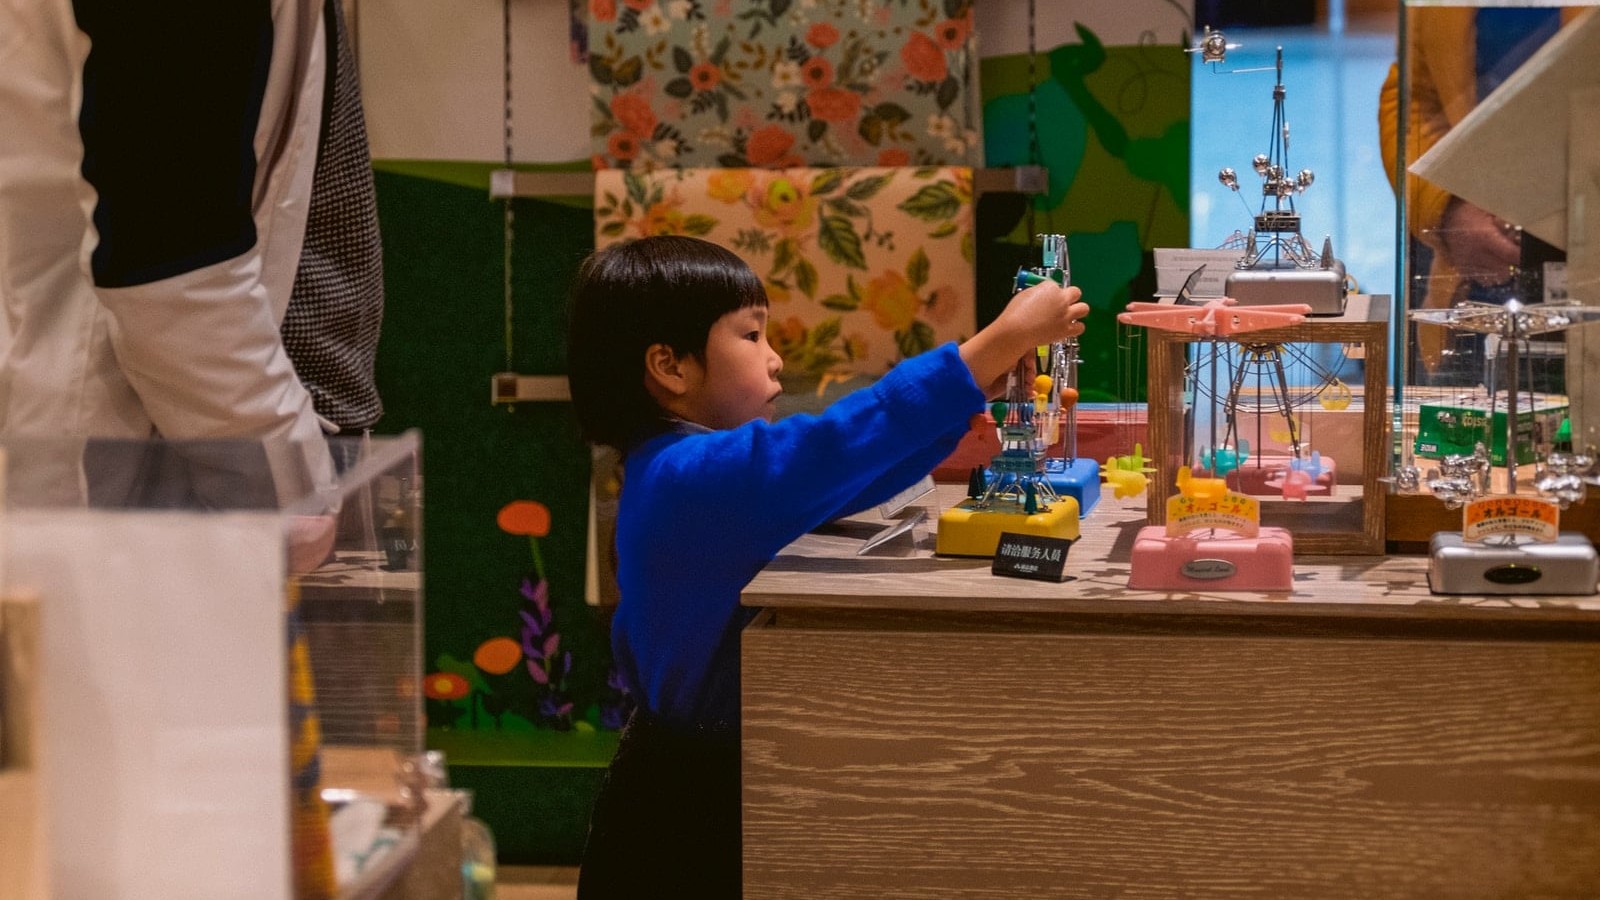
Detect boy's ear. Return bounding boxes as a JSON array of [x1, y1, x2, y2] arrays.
[[643, 343, 691, 397]]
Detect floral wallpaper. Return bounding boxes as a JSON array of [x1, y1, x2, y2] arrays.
[[587, 0, 980, 170], [595, 165, 976, 390]]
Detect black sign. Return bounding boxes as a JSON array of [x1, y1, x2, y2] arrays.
[[992, 532, 1073, 582]]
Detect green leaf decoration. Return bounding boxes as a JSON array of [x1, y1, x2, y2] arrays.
[[807, 119, 827, 142], [774, 237, 798, 270], [825, 197, 866, 218], [600, 221, 626, 237], [821, 293, 859, 311], [895, 321, 937, 358], [665, 77, 694, 99], [898, 183, 961, 221], [906, 247, 930, 289], [872, 102, 912, 126], [845, 174, 892, 201], [929, 221, 958, 238], [711, 35, 732, 65], [717, 153, 747, 167], [672, 46, 693, 73], [810, 316, 841, 345], [857, 115, 884, 147], [935, 75, 959, 110], [961, 231, 974, 265], [624, 172, 649, 205], [589, 56, 614, 85], [846, 273, 862, 302], [683, 214, 718, 236], [794, 258, 819, 298], [613, 56, 644, 86], [810, 169, 845, 196], [817, 215, 867, 270], [722, 80, 746, 102]]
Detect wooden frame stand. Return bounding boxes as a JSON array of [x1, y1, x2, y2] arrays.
[[1144, 293, 1390, 554]]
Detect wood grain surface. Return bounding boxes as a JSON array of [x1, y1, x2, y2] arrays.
[[740, 471, 1600, 898], [742, 624, 1600, 899]]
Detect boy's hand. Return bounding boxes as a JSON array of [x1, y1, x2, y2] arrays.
[[959, 281, 1088, 400], [995, 280, 1088, 355]]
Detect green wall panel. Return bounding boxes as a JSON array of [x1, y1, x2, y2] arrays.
[[372, 169, 606, 863]]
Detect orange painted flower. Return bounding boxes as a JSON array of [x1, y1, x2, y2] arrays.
[[423, 672, 470, 701], [474, 637, 523, 675], [591, 0, 617, 22], [801, 56, 833, 88], [497, 500, 551, 536], [610, 92, 657, 138], [607, 131, 640, 162], [707, 169, 754, 203], [862, 270, 920, 331], [745, 124, 796, 167], [932, 17, 970, 51], [876, 147, 911, 166], [901, 31, 947, 83], [806, 86, 861, 123], [590, 153, 608, 171], [641, 203, 689, 236], [748, 174, 817, 233], [689, 61, 722, 92], [805, 22, 839, 48]]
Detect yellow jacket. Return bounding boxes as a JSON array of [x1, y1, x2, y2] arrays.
[[1378, 8, 1581, 370]]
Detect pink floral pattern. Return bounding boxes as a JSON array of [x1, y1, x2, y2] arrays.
[[595, 166, 976, 389], [587, 0, 979, 170]]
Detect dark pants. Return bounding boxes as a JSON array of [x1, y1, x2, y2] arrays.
[[577, 709, 741, 899]]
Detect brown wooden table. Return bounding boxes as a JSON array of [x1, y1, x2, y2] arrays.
[[739, 486, 1600, 899]]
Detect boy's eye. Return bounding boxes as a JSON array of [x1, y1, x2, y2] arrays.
[[746, 331, 762, 342]]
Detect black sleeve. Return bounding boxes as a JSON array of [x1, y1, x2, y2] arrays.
[[72, 0, 274, 287]]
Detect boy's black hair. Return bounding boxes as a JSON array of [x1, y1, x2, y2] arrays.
[[567, 235, 768, 452]]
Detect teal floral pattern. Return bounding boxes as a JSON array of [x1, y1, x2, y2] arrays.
[[587, 0, 979, 170]]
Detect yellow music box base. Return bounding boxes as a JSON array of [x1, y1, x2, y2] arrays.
[[935, 497, 1081, 557]]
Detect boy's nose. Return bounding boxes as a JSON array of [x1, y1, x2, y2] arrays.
[[768, 345, 783, 376]]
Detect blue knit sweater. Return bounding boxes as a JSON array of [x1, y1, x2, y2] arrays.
[[613, 341, 986, 727]]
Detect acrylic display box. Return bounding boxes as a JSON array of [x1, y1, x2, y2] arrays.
[[0, 432, 426, 900], [1389, 2, 1600, 543], [1142, 294, 1390, 554]]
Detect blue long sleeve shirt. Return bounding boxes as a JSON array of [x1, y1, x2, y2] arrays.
[[613, 341, 986, 727]]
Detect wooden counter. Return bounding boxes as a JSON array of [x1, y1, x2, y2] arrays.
[[739, 487, 1600, 899]]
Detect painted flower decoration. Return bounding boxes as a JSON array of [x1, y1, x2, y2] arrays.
[[497, 500, 551, 537], [745, 124, 798, 167], [706, 169, 754, 203], [900, 31, 947, 83], [862, 270, 920, 332], [748, 174, 816, 233], [805, 22, 839, 49], [423, 672, 470, 701], [473, 637, 523, 676]]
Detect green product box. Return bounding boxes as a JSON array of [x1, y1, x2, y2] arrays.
[[1413, 396, 1567, 466]]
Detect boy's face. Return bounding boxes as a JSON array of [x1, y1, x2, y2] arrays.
[[680, 305, 784, 430]]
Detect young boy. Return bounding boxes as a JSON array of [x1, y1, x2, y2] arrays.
[[567, 235, 1086, 898]]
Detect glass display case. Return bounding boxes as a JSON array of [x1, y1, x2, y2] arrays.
[[0, 431, 423, 899], [1390, 2, 1600, 543]]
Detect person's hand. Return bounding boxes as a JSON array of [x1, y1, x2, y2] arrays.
[[1438, 198, 1520, 283], [992, 280, 1089, 352], [960, 280, 1088, 397]]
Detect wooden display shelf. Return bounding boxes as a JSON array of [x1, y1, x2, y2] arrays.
[[738, 485, 1600, 899], [1144, 293, 1390, 554]]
